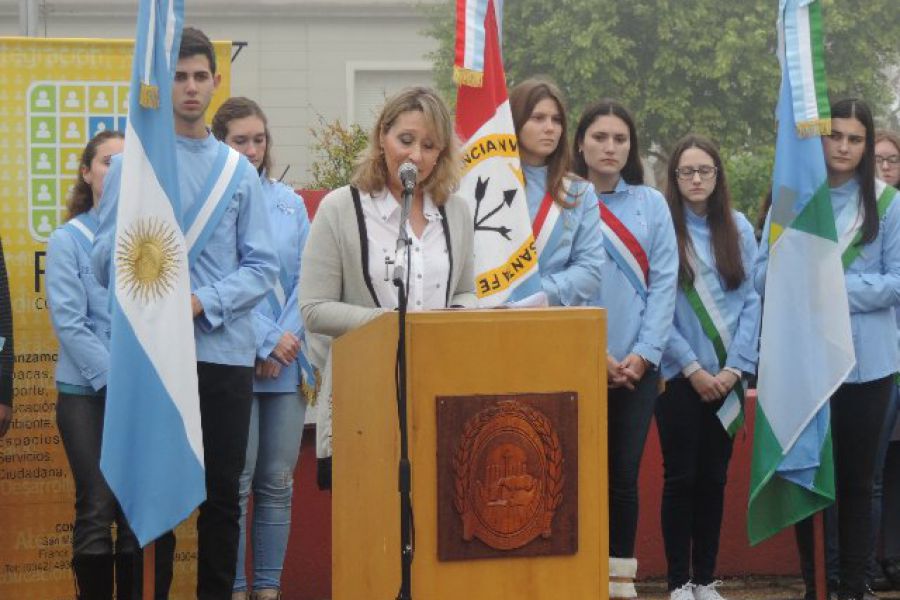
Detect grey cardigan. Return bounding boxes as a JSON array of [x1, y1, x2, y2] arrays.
[[299, 184, 476, 458]]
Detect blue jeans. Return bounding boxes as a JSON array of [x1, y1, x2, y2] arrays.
[[233, 391, 306, 592]]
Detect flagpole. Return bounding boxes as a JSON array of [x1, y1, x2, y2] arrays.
[[814, 512, 826, 600], [142, 540, 155, 599]]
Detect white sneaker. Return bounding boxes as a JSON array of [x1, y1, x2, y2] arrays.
[[694, 580, 727, 600], [669, 582, 695, 600]]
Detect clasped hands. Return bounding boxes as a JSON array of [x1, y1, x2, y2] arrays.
[[688, 368, 740, 402], [607, 353, 650, 391], [255, 331, 301, 379]]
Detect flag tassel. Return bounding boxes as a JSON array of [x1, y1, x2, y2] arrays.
[[139, 83, 159, 109], [453, 66, 484, 87]]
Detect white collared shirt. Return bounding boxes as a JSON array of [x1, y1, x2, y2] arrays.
[[362, 189, 450, 310]]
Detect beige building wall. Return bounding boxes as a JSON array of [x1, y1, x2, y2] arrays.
[[0, 0, 442, 187]]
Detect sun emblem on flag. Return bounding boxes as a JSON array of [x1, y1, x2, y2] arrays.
[[116, 217, 181, 303]]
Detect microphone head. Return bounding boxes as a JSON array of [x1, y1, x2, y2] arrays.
[[398, 161, 418, 191]]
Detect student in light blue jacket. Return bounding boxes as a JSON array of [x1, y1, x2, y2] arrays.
[[91, 28, 278, 599], [572, 100, 678, 599], [47, 131, 139, 598], [657, 134, 760, 600], [756, 99, 900, 600], [212, 97, 311, 600], [508, 79, 604, 307]]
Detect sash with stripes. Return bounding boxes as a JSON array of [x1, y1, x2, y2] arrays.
[[599, 202, 649, 300], [532, 190, 561, 256], [298, 332, 319, 404], [683, 254, 745, 437], [836, 181, 899, 384], [64, 212, 99, 254], [838, 180, 897, 270], [182, 145, 247, 268]]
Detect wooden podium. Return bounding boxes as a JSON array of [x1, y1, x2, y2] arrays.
[[331, 308, 608, 599]]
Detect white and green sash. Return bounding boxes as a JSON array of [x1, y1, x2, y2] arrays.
[[683, 253, 745, 437], [838, 180, 897, 270]]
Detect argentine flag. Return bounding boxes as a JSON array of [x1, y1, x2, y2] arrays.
[[100, 0, 205, 546]]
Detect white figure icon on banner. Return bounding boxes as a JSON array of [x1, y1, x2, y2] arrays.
[[35, 122, 51, 139], [37, 184, 52, 203], [65, 122, 81, 140], [65, 153, 79, 171], [65, 91, 81, 109], [36, 153, 51, 170], [94, 91, 109, 109], [35, 90, 51, 108], [37, 215, 52, 233]]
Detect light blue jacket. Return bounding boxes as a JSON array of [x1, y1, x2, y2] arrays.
[[754, 177, 900, 383], [253, 176, 310, 393], [523, 164, 604, 305], [92, 134, 278, 367], [46, 208, 109, 391], [594, 180, 678, 366], [661, 208, 761, 379]]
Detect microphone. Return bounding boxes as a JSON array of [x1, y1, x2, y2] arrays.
[[398, 161, 418, 193]]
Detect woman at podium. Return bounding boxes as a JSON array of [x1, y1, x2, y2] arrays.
[[299, 86, 476, 488], [572, 100, 678, 599]]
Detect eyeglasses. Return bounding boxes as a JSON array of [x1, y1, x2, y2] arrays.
[[875, 155, 900, 167], [675, 166, 718, 181]]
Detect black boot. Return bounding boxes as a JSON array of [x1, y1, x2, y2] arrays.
[[114, 552, 138, 600], [796, 519, 818, 600], [125, 532, 176, 600], [72, 554, 114, 600]]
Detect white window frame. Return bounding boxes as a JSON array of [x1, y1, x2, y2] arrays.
[[345, 60, 433, 124]]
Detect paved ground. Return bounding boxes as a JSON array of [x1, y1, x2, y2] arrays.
[[637, 576, 900, 599]]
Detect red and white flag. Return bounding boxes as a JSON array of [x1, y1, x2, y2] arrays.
[[455, 0, 542, 305]]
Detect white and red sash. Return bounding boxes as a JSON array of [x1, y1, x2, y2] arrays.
[[599, 202, 649, 299], [532, 190, 561, 256]]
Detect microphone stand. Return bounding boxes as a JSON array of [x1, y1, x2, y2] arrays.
[[392, 183, 414, 600]]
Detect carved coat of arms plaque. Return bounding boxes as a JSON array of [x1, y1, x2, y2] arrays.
[[436, 393, 578, 561]]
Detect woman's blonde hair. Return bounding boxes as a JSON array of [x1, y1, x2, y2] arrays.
[[351, 86, 461, 206]]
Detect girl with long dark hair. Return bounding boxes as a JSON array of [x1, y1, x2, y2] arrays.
[[658, 134, 761, 600], [572, 100, 677, 598], [757, 99, 900, 600]]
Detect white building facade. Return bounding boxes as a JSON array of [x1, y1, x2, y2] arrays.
[[0, 0, 443, 187]]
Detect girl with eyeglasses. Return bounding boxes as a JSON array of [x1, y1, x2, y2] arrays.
[[508, 79, 604, 307], [657, 134, 761, 600], [875, 130, 900, 189], [756, 99, 900, 600], [571, 100, 677, 599], [874, 128, 900, 596]]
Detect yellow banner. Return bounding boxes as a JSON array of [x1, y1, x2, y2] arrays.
[[0, 36, 231, 599]]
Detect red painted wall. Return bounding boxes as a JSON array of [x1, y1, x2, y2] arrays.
[[634, 394, 800, 577]]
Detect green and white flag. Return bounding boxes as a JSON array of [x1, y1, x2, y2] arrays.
[[747, 0, 852, 545]]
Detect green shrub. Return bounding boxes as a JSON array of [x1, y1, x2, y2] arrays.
[[306, 118, 369, 190]]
